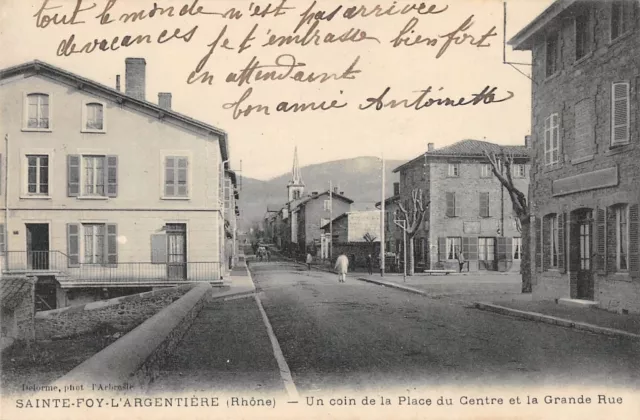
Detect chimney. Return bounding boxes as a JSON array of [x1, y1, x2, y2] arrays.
[[115, 75, 121, 91], [427, 143, 434, 152], [393, 182, 400, 196], [125, 57, 146, 101], [158, 92, 172, 110], [525, 135, 532, 149]]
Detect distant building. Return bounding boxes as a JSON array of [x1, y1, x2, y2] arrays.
[[321, 210, 380, 269], [393, 140, 531, 272], [510, 0, 639, 313], [0, 58, 236, 309], [376, 182, 403, 258]]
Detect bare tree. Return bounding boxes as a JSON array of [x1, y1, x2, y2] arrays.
[[484, 149, 532, 293], [396, 189, 430, 275]]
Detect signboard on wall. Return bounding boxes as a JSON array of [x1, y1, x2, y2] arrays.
[[347, 211, 381, 242], [463, 221, 481, 234]]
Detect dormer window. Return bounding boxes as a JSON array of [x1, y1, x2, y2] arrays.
[[25, 93, 50, 130], [82, 101, 106, 132]]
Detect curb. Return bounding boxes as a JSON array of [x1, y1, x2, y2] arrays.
[[474, 302, 640, 340], [51, 282, 213, 388], [357, 277, 430, 297]]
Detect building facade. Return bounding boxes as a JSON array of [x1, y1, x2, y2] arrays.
[[394, 140, 530, 273], [510, 0, 640, 313], [0, 58, 235, 309]]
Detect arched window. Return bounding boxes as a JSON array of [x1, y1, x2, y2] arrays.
[[85, 102, 104, 130], [27, 93, 50, 129]]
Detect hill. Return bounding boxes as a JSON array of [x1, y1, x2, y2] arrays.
[[237, 156, 406, 231]]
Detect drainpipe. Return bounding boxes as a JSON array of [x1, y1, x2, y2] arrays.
[[4, 134, 9, 274]]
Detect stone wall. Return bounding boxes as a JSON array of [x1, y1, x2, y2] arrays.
[[1, 276, 36, 349]]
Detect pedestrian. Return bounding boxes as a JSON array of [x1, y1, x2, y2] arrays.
[[306, 253, 313, 270], [457, 249, 466, 272], [334, 253, 349, 283], [266, 249, 271, 262], [366, 254, 373, 275]]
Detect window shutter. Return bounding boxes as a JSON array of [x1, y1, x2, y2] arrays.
[[106, 224, 118, 265], [606, 209, 617, 272], [67, 223, 80, 267], [438, 237, 446, 261], [535, 217, 542, 272], [67, 155, 80, 197], [445, 192, 454, 217], [177, 157, 188, 196], [106, 155, 118, 197], [0, 223, 5, 254], [462, 237, 470, 257], [544, 116, 551, 165], [558, 212, 566, 273], [611, 82, 630, 146], [595, 208, 606, 274], [151, 234, 168, 264], [454, 193, 461, 217], [542, 217, 550, 271], [629, 204, 639, 279]]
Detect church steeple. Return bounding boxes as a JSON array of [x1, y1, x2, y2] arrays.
[[287, 147, 305, 202]]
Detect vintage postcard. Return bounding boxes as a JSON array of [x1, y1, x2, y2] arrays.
[[0, 0, 639, 419]]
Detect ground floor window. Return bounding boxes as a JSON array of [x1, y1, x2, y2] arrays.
[[446, 237, 461, 260], [513, 237, 521, 260], [478, 237, 495, 261], [83, 223, 106, 264], [615, 204, 629, 271]]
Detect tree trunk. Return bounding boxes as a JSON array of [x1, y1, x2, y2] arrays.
[[520, 217, 532, 293], [408, 236, 415, 276]]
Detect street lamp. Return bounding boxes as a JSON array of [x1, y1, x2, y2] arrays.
[[393, 218, 407, 283]]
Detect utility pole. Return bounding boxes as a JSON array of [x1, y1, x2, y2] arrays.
[[380, 154, 385, 277], [329, 180, 333, 261]]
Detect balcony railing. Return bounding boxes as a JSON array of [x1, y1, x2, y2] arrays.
[[2, 251, 222, 284]]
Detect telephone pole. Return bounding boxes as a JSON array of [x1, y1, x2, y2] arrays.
[[380, 154, 385, 277]]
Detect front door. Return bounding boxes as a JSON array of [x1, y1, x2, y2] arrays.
[[478, 237, 496, 271], [26, 223, 49, 270], [577, 212, 594, 300], [166, 224, 187, 280]]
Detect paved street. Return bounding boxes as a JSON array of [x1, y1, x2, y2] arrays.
[[249, 259, 640, 394]]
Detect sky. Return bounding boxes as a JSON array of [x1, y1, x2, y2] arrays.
[[0, 0, 553, 180]]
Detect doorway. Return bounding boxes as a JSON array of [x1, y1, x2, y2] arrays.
[[166, 224, 187, 280], [478, 237, 496, 271], [575, 210, 594, 300], [26, 223, 49, 270]]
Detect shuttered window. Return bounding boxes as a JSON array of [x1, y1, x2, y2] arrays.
[[544, 113, 560, 165], [67, 224, 80, 267], [165, 156, 189, 197], [479, 192, 490, 217], [611, 82, 630, 146], [446, 192, 460, 217], [629, 204, 639, 279], [67, 154, 117, 197], [448, 163, 460, 177], [446, 237, 461, 260]]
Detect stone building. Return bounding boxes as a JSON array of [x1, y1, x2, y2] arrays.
[[0, 58, 236, 309], [393, 140, 530, 272], [321, 210, 381, 269], [376, 182, 403, 271], [509, 0, 639, 313]]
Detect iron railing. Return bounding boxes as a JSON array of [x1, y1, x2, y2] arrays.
[[2, 251, 222, 283]]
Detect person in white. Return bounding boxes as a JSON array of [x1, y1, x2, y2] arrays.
[[334, 253, 349, 283]]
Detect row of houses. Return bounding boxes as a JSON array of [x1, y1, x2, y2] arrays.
[[0, 58, 240, 310]]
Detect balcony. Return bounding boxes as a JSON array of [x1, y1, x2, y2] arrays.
[[2, 251, 223, 287]]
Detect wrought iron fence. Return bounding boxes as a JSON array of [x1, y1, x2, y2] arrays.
[[3, 251, 69, 272]]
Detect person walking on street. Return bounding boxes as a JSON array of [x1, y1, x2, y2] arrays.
[[366, 254, 373, 275], [335, 253, 349, 283], [266, 249, 271, 262], [306, 253, 313, 270], [457, 249, 466, 273]]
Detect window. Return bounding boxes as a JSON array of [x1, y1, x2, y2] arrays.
[[575, 10, 592, 60], [84, 224, 106, 264], [544, 113, 560, 165], [611, 1, 634, 41], [611, 82, 630, 146], [513, 237, 522, 260], [84, 102, 104, 131], [478, 237, 495, 261], [479, 192, 490, 217], [512, 164, 525, 178], [448, 163, 460, 177], [26, 155, 49, 195], [574, 98, 595, 159], [26, 93, 50, 129], [83, 156, 105, 196], [445, 192, 460, 217], [0, 223, 5, 254], [164, 156, 189, 197], [548, 215, 559, 268], [481, 164, 492, 178], [616, 205, 629, 271], [446, 237, 461, 260], [545, 31, 559, 77]]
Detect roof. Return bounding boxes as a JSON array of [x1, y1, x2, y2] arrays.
[[0, 60, 229, 161], [293, 190, 355, 210], [508, 0, 577, 50], [393, 139, 531, 173], [320, 212, 349, 229], [375, 195, 400, 208]]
